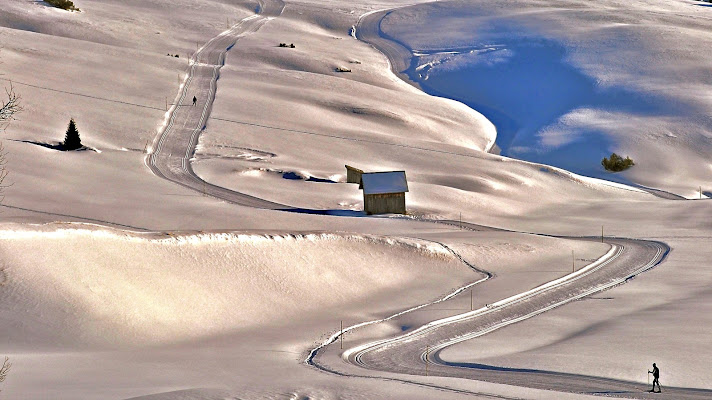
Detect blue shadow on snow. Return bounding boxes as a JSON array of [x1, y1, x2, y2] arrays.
[[405, 26, 674, 177]]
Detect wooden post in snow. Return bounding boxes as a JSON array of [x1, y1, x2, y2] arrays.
[[572, 250, 575, 272]]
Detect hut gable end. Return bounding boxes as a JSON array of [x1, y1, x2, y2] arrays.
[[345, 165, 364, 184], [360, 171, 408, 215]]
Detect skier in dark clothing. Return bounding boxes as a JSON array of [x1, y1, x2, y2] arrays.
[[648, 363, 661, 393], [192, 96, 197, 106]]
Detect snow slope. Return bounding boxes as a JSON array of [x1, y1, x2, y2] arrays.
[[0, 0, 711, 399], [0, 0, 654, 229], [378, 0, 712, 197], [0, 226, 468, 348]]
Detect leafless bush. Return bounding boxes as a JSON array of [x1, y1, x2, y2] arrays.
[[0, 83, 19, 201], [0, 84, 21, 130], [0, 47, 21, 200], [0, 356, 10, 393]]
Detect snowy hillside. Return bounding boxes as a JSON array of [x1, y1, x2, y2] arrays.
[[379, 0, 712, 197], [0, 0, 711, 399]]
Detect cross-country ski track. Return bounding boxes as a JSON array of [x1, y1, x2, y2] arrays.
[[146, 0, 288, 210], [311, 238, 712, 400], [141, 1, 708, 398]]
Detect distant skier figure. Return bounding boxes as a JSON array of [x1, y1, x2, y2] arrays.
[[192, 96, 197, 106], [648, 363, 661, 393]]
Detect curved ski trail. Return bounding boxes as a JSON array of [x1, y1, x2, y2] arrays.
[[146, 0, 289, 209], [139, 1, 697, 397]]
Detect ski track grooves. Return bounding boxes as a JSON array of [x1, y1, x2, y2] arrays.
[[146, 0, 289, 210], [306, 232, 711, 399], [138, 1, 704, 398]]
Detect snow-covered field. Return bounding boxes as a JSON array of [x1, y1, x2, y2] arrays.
[[379, 0, 712, 197], [0, 0, 710, 398]]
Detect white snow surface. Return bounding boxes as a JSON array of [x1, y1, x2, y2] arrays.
[[379, 0, 712, 197], [0, 0, 711, 399], [0, 227, 461, 348]]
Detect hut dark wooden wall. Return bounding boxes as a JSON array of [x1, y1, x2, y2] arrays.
[[364, 193, 406, 215]]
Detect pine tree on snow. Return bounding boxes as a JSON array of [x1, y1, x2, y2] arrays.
[[63, 118, 82, 150]]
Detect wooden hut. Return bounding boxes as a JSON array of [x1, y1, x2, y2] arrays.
[[359, 171, 408, 215], [345, 165, 364, 184]]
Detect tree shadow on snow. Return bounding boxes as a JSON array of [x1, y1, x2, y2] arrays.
[[14, 139, 94, 152]]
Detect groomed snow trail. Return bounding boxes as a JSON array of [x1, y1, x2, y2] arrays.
[[146, 0, 289, 209], [139, 1, 695, 397], [308, 225, 712, 399], [354, 8, 416, 90]]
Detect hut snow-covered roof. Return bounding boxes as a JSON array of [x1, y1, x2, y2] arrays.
[[360, 171, 408, 195]]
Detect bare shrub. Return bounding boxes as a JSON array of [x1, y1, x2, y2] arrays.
[[0, 356, 10, 394], [0, 84, 21, 130]]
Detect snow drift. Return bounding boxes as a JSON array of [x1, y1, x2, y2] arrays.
[[0, 226, 466, 348]]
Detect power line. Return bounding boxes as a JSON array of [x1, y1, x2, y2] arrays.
[[0, 78, 165, 111], [210, 115, 482, 159]]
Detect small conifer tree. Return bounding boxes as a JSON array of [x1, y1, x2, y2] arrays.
[[45, 0, 80, 12], [63, 118, 82, 150], [601, 152, 634, 172]]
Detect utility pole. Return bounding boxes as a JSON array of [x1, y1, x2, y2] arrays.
[[572, 250, 575, 272], [459, 212, 462, 230], [601, 225, 604, 243]]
